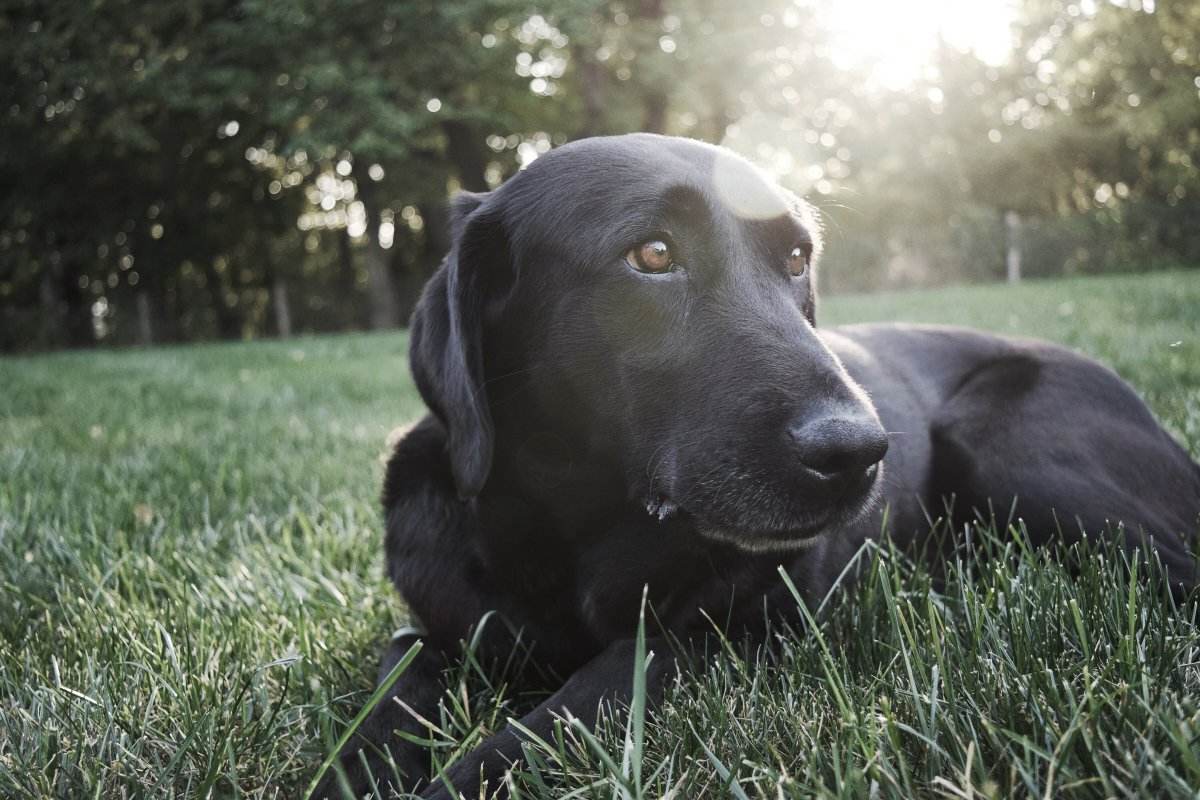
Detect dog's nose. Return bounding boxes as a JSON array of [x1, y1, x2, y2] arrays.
[[790, 415, 889, 479]]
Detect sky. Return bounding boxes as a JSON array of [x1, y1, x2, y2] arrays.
[[820, 0, 1017, 86]]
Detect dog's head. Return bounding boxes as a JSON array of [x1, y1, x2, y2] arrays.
[[411, 133, 886, 550]]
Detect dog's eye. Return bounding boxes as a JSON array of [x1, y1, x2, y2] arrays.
[[787, 243, 812, 277], [626, 239, 675, 274]]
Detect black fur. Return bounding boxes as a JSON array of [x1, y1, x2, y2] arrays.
[[314, 134, 1200, 799]]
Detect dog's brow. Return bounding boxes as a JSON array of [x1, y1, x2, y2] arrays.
[[755, 212, 811, 248], [651, 184, 714, 224]]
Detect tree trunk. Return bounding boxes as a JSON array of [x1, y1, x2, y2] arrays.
[[394, 202, 452, 324], [704, 85, 734, 144], [391, 247, 423, 326], [642, 90, 668, 134], [139, 258, 180, 344], [363, 242, 401, 329], [37, 267, 62, 348], [574, 43, 607, 138], [148, 208, 190, 343], [260, 238, 293, 338], [635, 0, 668, 135], [59, 260, 94, 348], [136, 290, 154, 345], [443, 120, 490, 192], [420, 201, 452, 264], [334, 228, 364, 329], [202, 260, 240, 339], [355, 178, 402, 329], [336, 226, 356, 284], [271, 276, 293, 338], [1005, 210, 1022, 283]]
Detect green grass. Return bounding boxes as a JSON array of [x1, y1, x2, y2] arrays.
[[1, 270, 1198, 799]]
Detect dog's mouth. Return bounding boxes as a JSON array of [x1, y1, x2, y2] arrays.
[[645, 463, 883, 552]]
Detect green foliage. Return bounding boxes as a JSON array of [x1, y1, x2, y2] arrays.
[[2, 0, 1199, 350], [517, 533, 1200, 799], [1, 271, 1198, 798]]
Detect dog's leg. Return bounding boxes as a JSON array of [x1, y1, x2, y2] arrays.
[[313, 629, 447, 799], [930, 351, 1200, 595], [419, 636, 678, 800]]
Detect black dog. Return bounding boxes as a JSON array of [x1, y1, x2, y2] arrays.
[[314, 133, 1200, 799]]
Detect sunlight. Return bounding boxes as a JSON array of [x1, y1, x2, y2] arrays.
[[712, 148, 791, 220], [820, 0, 1016, 87]]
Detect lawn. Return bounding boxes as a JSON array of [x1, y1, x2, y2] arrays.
[[1, 270, 1198, 799]]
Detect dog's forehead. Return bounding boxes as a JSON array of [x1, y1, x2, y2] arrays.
[[504, 135, 794, 236], [538, 133, 714, 177]]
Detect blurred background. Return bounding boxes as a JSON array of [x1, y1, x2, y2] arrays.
[[1, 0, 1197, 352]]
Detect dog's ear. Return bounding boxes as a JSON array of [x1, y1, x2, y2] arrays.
[[409, 191, 510, 499]]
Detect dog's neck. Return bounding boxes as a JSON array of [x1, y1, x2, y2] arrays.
[[485, 433, 627, 531]]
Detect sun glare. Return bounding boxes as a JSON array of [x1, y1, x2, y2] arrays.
[[821, 0, 1016, 87]]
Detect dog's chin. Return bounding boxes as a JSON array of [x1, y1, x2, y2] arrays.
[[653, 469, 884, 553], [693, 519, 833, 553]]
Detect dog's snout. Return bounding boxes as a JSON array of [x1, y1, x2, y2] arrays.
[[789, 415, 889, 479]]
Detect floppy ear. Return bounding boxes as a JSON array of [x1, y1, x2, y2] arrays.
[[409, 191, 510, 498]]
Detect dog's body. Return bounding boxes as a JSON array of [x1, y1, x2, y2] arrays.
[[315, 134, 1200, 799]]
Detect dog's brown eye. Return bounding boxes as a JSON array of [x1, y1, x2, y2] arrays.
[[788, 244, 811, 277], [627, 239, 675, 274]]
